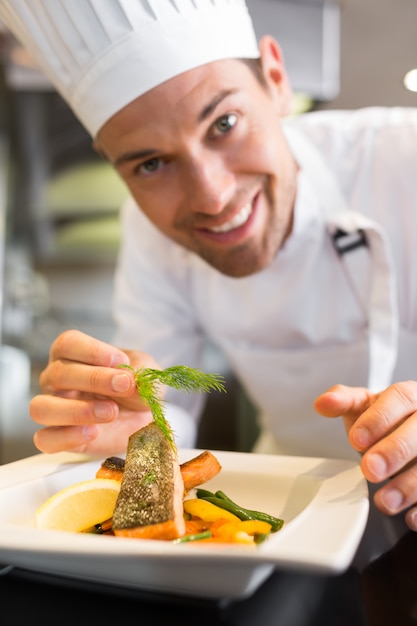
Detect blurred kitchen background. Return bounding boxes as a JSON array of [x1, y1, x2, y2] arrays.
[[0, 0, 416, 463]]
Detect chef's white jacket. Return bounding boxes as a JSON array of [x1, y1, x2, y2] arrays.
[[112, 107, 417, 460]]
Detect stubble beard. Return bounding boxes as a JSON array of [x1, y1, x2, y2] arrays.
[[194, 190, 290, 279]]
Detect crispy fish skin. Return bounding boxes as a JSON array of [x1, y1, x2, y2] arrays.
[[112, 423, 185, 540], [96, 456, 125, 481]]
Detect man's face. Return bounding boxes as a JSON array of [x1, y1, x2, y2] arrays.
[[97, 49, 298, 278]]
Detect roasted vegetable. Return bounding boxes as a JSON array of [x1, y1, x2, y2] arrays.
[[195, 489, 284, 532]]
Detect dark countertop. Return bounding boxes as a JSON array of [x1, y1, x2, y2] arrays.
[[0, 560, 367, 626]]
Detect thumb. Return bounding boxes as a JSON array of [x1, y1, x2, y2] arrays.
[[314, 384, 374, 419]]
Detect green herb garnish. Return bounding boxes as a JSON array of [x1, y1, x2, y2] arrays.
[[119, 364, 226, 450]]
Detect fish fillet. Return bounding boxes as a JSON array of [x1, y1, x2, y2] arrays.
[[112, 423, 185, 540]]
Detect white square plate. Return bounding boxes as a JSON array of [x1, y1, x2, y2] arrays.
[[0, 449, 369, 600]]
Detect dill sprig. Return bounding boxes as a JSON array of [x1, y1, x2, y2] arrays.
[[119, 364, 226, 450]]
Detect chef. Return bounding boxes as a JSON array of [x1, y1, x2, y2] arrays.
[[1, 0, 417, 532]]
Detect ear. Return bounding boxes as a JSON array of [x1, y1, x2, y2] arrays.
[[258, 35, 293, 116]]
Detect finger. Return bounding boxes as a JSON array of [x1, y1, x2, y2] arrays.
[[33, 413, 152, 455], [30, 394, 119, 427], [33, 425, 100, 454], [372, 458, 417, 518], [349, 381, 417, 452], [405, 506, 417, 532], [314, 384, 375, 436], [361, 411, 417, 482], [49, 329, 129, 368], [39, 360, 136, 398], [314, 384, 374, 418]]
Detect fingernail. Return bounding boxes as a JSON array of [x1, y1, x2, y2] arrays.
[[352, 426, 372, 448], [408, 509, 417, 531], [381, 488, 403, 513], [82, 425, 98, 441], [110, 353, 128, 367], [94, 402, 113, 421], [366, 453, 387, 480], [111, 372, 131, 392]]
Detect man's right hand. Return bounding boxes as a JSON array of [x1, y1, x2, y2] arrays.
[[29, 329, 160, 456]]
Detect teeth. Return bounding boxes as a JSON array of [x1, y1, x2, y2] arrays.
[[208, 203, 252, 233]]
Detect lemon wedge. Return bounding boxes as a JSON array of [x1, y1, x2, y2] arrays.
[[35, 478, 121, 532]]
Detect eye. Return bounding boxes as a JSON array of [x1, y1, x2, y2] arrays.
[[137, 157, 162, 176], [212, 113, 237, 137]]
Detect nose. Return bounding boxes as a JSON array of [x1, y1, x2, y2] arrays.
[[185, 153, 235, 214]]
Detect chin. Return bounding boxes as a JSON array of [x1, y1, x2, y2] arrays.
[[202, 248, 272, 278]]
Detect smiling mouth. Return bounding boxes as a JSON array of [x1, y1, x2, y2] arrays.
[[207, 202, 253, 233]]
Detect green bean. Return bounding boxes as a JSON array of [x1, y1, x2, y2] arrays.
[[194, 488, 215, 499], [173, 530, 211, 543], [200, 496, 256, 521], [195, 488, 284, 532], [215, 491, 284, 531]]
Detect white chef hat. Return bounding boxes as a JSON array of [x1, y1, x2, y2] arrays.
[[0, 0, 260, 137]]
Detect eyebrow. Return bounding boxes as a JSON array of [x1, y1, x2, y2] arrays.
[[197, 88, 238, 122], [114, 148, 156, 167], [114, 88, 238, 167]]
